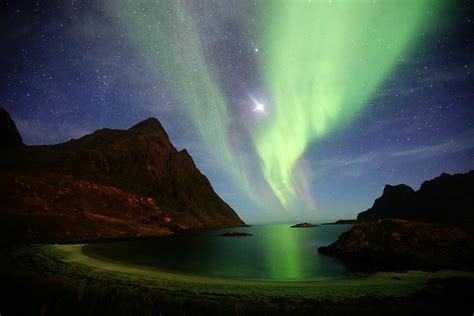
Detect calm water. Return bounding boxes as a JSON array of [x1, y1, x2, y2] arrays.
[[83, 224, 353, 281]]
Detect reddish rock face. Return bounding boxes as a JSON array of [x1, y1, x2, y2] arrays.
[[0, 172, 174, 244], [0, 110, 245, 244]]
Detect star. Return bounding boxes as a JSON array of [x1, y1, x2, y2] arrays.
[[251, 98, 266, 113]]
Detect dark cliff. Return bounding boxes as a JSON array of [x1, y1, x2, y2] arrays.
[[357, 171, 474, 232], [0, 108, 23, 148], [319, 172, 474, 272], [0, 109, 245, 244]]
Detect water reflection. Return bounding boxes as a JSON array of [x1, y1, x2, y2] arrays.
[[83, 224, 352, 280], [260, 225, 303, 279]]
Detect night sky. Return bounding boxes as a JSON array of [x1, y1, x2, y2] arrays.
[[1, 0, 473, 223]]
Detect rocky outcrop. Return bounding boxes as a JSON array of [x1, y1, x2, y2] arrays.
[[318, 219, 474, 271], [0, 108, 23, 148], [0, 110, 245, 244], [357, 171, 474, 233], [291, 223, 318, 228]]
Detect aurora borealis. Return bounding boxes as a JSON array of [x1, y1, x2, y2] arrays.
[[110, 0, 442, 209], [2, 0, 474, 222], [256, 0, 439, 207], [112, 1, 243, 187]]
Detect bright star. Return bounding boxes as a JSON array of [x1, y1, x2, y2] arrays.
[[251, 98, 266, 113]]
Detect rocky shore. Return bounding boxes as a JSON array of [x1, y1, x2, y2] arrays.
[[318, 219, 474, 271]]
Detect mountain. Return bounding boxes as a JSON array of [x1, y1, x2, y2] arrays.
[[0, 108, 245, 244], [319, 171, 474, 271], [0, 108, 23, 148], [357, 171, 474, 232]]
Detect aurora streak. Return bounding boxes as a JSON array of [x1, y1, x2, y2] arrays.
[[111, 0, 245, 186], [108, 0, 443, 213], [255, 0, 441, 208]]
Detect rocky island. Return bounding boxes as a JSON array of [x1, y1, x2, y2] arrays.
[[291, 223, 318, 228]]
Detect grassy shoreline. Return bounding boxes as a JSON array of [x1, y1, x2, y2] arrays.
[[2, 244, 474, 315], [51, 244, 471, 298]]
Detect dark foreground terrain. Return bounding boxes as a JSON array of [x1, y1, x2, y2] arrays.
[[1, 245, 474, 316]]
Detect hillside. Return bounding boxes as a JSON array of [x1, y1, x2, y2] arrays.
[[0, 108, 245, 244], [357, 171, 474, 232]]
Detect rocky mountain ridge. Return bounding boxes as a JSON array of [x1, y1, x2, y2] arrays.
[[319, 171, 474, 271], [0, 108, 245, 244], [357, 171, 474, 232]]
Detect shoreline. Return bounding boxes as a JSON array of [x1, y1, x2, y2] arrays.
[[12, 244, 474, 296], [2, 244, 474, 314]]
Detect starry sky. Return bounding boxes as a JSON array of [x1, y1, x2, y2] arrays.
[[1, 0, 473, 223]]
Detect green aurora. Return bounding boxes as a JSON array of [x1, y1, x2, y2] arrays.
[[110, 0, 443, 212], [110, 0, 246, 188], [256, 0, 442, 207]]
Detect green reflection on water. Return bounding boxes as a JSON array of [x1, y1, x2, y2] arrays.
[[260, 225, 303, 280]]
